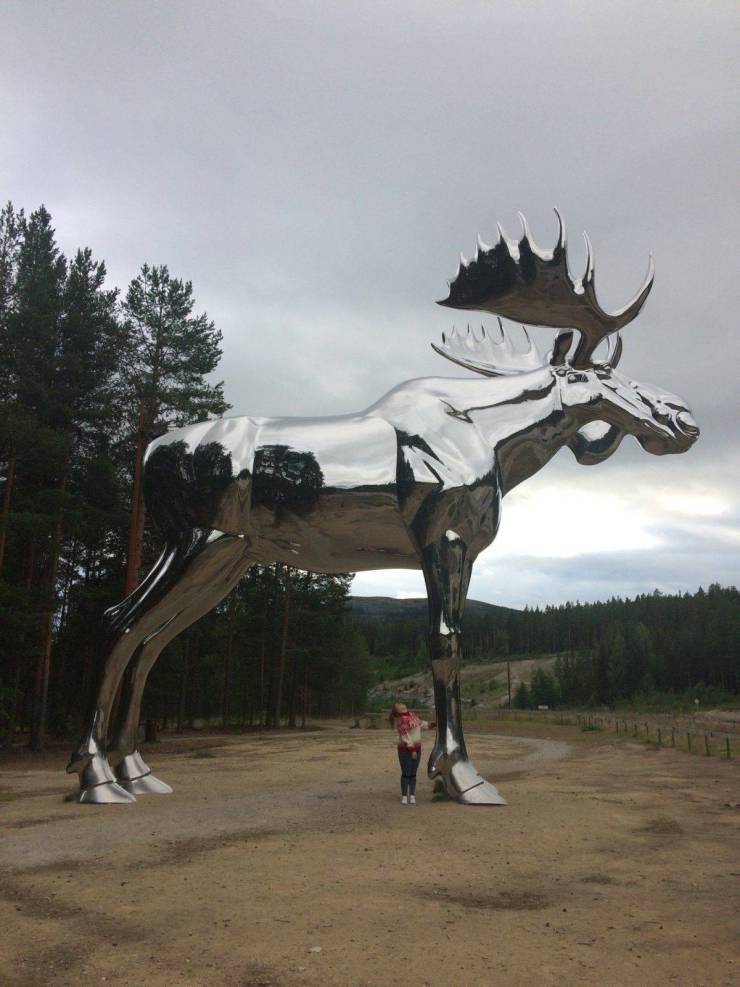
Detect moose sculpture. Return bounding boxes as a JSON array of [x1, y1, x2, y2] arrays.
[[67, 211, 699, 804]]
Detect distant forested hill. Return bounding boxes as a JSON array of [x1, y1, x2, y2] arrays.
[[351, 586, 740, 707], [350, 596, 515, 620]]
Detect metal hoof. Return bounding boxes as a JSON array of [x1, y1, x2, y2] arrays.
[[115, 751, 172, 794], [78, 781, 136, 804], [457, 780, 507, 806], [120, 773, 173, 795]]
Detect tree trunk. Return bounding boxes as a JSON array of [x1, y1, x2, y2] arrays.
[[301, 663, 308, 729], [29, 472, 67, 751], [177, 637, 190, 731], [287, 655, 297, 729], [221, 597, 236, 729], [0, 445, 15, 574], [272, 565, 292, 729], [259, 632, 266, 728], [124, 401, 147, 596], [3, 539, 36, 749]]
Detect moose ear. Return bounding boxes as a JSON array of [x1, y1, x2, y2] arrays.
[[550, 331, 573, 366]]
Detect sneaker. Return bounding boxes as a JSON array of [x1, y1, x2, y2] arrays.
[[401, 795, 408, 805], [409, 795, 416, 805]]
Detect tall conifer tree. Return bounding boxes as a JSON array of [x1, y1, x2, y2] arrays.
[[121, 264, 229, 590]]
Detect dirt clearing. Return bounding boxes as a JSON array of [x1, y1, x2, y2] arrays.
[[1, 722, 738, 986]]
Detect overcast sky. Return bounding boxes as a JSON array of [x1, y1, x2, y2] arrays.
[[2, 1, 738, 607]]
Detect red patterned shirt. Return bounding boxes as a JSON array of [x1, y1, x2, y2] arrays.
[[395, 711, 429, 752]]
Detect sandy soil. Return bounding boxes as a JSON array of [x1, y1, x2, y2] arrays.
[[0, 722, 738, 987]]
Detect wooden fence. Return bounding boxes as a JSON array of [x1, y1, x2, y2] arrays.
[[480, 708, 737, 759], [361, 707, 737, 759]]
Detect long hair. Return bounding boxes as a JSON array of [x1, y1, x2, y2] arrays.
[[388, 702, 405, 728]]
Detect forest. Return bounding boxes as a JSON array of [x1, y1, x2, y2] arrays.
[[353, 585, 740, 709], [0, 202, 366, 750], [0, 202, 737, 752]]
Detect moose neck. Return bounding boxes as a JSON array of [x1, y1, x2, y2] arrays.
[[458, 368, 583, 494]]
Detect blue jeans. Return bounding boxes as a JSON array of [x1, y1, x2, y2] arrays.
[[398, 748, 420, 796]]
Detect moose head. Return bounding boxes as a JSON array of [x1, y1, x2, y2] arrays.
[[435, 210, 699, 461]]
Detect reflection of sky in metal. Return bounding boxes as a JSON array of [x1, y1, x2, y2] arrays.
[[256, 416, 396, 490], [354, 467, 740, 607], [4, 2, 736, 604]]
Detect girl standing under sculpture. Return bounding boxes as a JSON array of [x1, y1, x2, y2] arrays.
[[390, 703, 435, 804]]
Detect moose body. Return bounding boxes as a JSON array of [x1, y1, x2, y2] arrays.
[[67, 212, 699, 804]]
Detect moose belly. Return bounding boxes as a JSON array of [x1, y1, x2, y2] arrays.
[[248, 414, 419, 573]]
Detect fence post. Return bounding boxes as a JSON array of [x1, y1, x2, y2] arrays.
[[671, 727, 675, 747], [726, 737, 732, 760], [704, 734, 711, 757], [687, 732, 692, 752], [657, 727, 662, 746]]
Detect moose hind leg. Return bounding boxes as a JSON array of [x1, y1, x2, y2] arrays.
[[66, 540, 190, 804], [110, 533, 253, 794], [67, 529, 246, 804], [422, 532, 506, 805]]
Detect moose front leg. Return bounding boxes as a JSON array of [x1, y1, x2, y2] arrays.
[[422, 532, 506, 805]]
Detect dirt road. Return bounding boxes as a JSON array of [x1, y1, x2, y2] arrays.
[[1, 722, 738, 986]]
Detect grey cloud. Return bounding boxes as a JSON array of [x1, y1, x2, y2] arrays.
[[2, 0, 737, 606]]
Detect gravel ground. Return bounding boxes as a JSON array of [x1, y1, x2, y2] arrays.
[[0, 722, 738, 987]]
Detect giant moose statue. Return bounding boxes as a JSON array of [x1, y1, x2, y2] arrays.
[[67, 211, 699, 804]]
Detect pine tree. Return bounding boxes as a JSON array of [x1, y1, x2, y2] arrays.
[[120, 263, 229, 591]]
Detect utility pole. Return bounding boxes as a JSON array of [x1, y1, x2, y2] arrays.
[[507, 661, 512, 707]]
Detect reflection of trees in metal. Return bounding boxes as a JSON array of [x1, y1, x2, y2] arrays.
[[143, 440, 234, 534], [252, 445, 324, 513]]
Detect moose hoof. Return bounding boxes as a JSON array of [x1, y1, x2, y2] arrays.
[[456, 779, 507, 806], [429, 752, 507, 805], [120, 773, 173, 796], [78, 781, 136, 804], [115, 751, 172, 795]]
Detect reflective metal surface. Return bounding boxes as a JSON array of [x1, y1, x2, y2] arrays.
[[67, 211, 698, 804]]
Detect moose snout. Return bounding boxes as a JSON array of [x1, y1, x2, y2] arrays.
[[676, 410, 700, 441]]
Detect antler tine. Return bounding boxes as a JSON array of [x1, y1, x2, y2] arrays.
[[554, 207, 566, 253], [592, 330, 625, 368], [431, 319, 545, 377], [610, 332, 623, 368], [582, 231, 594, 284], [601, 331, 623, 368], [518, 212, 549, 261], [612, 254, 655, 329]]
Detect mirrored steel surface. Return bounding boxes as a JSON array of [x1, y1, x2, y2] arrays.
[[67, 211, 698, 805]]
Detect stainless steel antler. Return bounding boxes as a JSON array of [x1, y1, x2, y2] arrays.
[[431, 320, 547, 377], [437, 210, 654, 369]]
